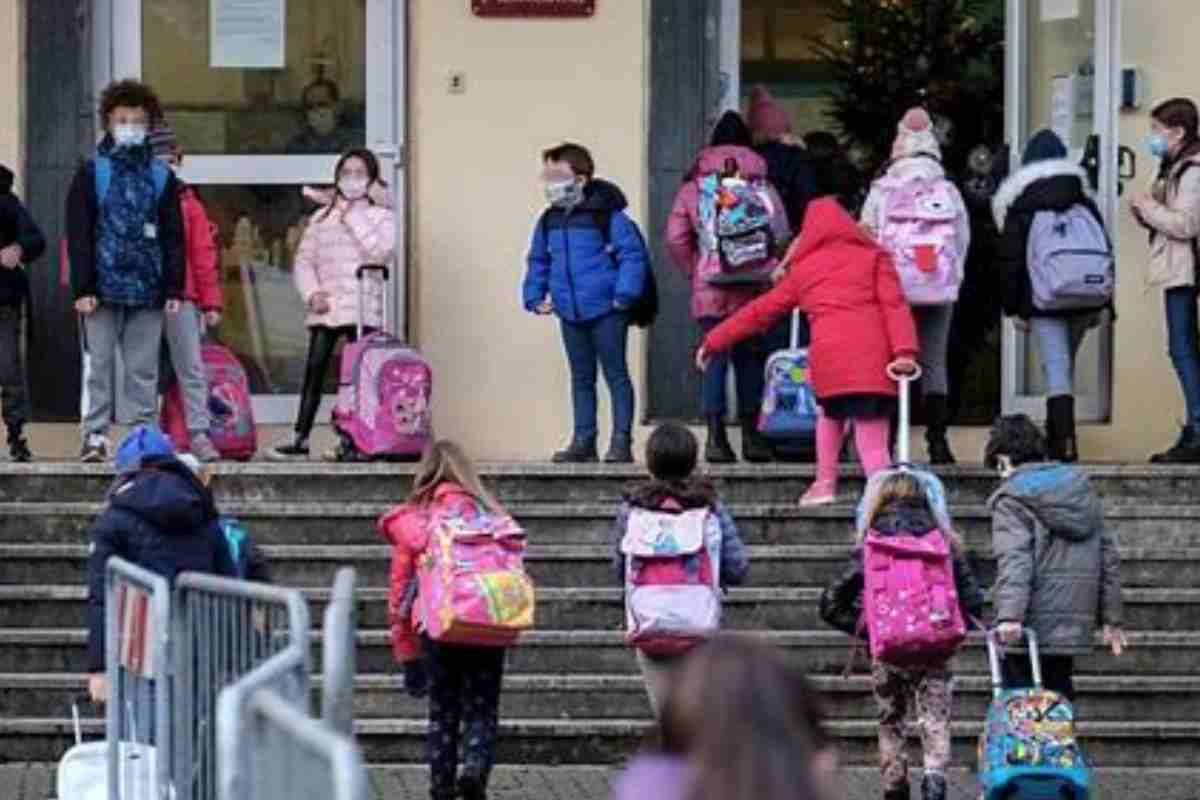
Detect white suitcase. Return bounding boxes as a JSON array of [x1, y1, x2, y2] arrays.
[[56, 701, 161, 800]]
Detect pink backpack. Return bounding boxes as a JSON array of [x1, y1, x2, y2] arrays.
[[877, 175, 965, 305], [620, 507, 722, 657], [862, 529, 967, 665], [161, 342, 257, 461], [414, 503, 535, 648], [333, 332, 432, 461]]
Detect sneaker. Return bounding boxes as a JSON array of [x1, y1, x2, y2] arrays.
[[266, 436, 310, 461], [80, 434, 109, 464], [798, 480, 837, 507], [190, 433, 221, 463], [9, 437, 31, 463]]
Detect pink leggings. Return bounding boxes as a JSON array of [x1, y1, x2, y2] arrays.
[[816, 413, 891, 484]]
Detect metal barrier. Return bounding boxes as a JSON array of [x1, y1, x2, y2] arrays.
[[105, 557, 173, 800], [171, 574, 311, 800], [321, 568, 358, 737]]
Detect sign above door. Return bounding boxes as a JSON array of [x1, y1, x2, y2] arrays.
[[472, 0, 594, 18]]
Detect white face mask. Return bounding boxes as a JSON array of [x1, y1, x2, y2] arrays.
[[338, 176, 369, 200], [112, 124, 147, 148]]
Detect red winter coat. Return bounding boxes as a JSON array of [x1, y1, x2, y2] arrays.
[[704, 198, 919, 402], [179, 187, 223, 311]]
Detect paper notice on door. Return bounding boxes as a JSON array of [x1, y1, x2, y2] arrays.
[[1040, 0, 1081, 22], [211, 0, 285, 69], [1050, 74, 1076, 147]]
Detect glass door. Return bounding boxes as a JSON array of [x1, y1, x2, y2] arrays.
[[1003, 0, 1119, 421], [99, 0, 406, 422]]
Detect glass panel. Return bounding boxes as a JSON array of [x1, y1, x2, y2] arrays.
[[141, 0, 367, 155]]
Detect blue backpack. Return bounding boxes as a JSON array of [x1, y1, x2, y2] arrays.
[[94, 155, 170, 206], [219, 516, 252, 580]]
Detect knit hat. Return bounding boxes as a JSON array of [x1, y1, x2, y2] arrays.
[[147, 123, 178, 158], [891, 107, 942, 161], [747, 86, 792, 141], [1022, 129, 1068, 165], [709, 110, 753, 149], [115, 425, 176, 474]]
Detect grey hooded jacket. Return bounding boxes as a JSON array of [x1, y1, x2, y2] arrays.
[[988, 463, 1122, 655]]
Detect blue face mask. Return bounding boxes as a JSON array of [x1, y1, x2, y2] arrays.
[[1148, 133, 1171, 159]]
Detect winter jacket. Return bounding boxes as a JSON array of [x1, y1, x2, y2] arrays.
[[179, 186, 224, 311], [522, 179, 650, 324], [703, 198, 919, 402], [992, 159, 1106, 320], [66, 138, 186, 307], [819, 502, 985, 641], [613, 479, 750, 587], [1138, 152, 1200, 290], [612, 756, 690, 800], [379, 483, 507, 663], [0, 165, 46, 308], [755, 140, 819, 232], [665, 145, 792, 320], [85, 455, 238, 671], [293, 199, 395, 329], [989, 463, 1123, 656]]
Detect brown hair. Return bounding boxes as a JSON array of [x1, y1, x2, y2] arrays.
[[1153, 97, 1200, 141], [859, 471, 963, 552], [317, 148, 386, 221], [408, 440, 503, 514], [542, 142, 595, 179], [99, 79, 162, 127]]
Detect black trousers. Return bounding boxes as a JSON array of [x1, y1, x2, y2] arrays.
[[425, 640, 506, 800], [1002, 653, 1076, 703], [0, 306, 28, 432], [293, 325, 368, 438]]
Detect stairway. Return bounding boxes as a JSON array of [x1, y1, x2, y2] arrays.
[[0, 463, 1199, 799]]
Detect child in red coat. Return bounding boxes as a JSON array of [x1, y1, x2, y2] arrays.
[[698, 198, 919, 506]]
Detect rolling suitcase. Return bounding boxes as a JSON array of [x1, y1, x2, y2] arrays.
[[331, 264, 432, 462], [160, 340, 258, 461], [757, 309, 817, 462], [978, 628, 1092, 800], [56, 698, 160, 800]]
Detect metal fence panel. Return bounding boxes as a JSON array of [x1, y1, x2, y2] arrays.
[[321, 568, 358, 737]]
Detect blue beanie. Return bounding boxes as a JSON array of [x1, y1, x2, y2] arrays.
[[115, 425, 176, 474], [1022, 129, 1068, 165]]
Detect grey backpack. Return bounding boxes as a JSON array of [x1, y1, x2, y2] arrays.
[[1026, 204, 1114, 312]]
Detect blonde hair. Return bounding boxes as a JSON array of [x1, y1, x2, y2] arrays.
[[858, 471, 962, 551], [408, 440, 503, 514]]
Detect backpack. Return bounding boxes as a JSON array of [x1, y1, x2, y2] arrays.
[[160, 342, 258, 461], [862, 528, 967, 666], [698, 163, 776, 282], [877, 173, 965, 305], [218, 516, 253, 579], [620, 507, 722, 657], [94, 155, 170, 207], [414, 503, 535, 647], [1026, 204, 1114, 312]]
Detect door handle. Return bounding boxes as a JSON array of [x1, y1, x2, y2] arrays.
[[1081, 134, 1100, 192]]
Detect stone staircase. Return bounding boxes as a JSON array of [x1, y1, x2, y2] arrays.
[[0, 463, 1198, 798]]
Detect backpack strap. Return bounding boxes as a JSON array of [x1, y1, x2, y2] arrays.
[[94, 155, 170, 206]]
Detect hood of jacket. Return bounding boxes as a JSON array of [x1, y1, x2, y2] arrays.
[[577, 178, 628, 214], [992, 158, 1090, 229], [870, 501, 940, 538], [688, 145, 769, 182], [109, 456, 218, 533], [988, 463, 1102, 542], [788, 196, 879, 260]]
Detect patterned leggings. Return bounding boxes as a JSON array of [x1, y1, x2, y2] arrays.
[[871, 660, 954, 792], [425, 642, 506, 800]]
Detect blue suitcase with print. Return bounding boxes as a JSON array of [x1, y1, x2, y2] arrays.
[[978, 628, 1092, 799]]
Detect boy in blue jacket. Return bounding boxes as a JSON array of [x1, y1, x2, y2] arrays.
[[523, 143, 651, 464]]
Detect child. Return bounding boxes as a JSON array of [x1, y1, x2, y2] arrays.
[[267, 148, 396, 461], [0, 164, 46, 461], [380, 441, 512, 800], [1131, 98, 1200, 462], [861, 108, 970, 465], [150, 124, 224, 462], [666, 112, 791, 464], [698, 197, 920, 506], [178, 453, 271, 583], [985, 415, 1126, 702], [819, 471, 984, 800], [67, 79, 186, 463], [614, 422, 749, 716], [523, 143, 650, 464]]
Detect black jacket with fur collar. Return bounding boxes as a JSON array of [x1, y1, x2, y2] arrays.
[[991, 158, 1106, 320]]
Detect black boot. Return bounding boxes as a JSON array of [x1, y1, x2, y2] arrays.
[[1046, 395, 1078, 463], [552, 436, 598, 463], [457, 767, 486, 800], [604, 435, 634, 464], [921, 773, 946, 800], [923, 394, 956, 465], [8, 429, 30, 463], [740, 416, 773, 463], [883, 783, 911, 800], [1151, 425, 1200, 464], [705, 415, 737, 464]]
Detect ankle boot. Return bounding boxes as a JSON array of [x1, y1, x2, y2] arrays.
[[552, 435, 598, 463], [8, 429, 30, 463], [1046, 395, 1078, 463], [923, 394, 956, 465], [740, 416, 773, 463], [921, 772, 946, 800], [883, 783, 911, 800], [604, 435, 634, 464], [1151, 425, 1200, 463], [705, 415, 737, 464]]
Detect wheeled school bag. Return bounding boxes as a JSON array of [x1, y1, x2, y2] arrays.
[[758, 309, 817, 460], [161, 341, 257, 461], [876, 172, 965, 305], [56, 699, 161, 800], [979, 627, 1092, 800], [332, 264, 432, 461], [1026, 204, 1114, 312]]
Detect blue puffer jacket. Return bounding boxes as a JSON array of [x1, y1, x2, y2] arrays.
[[86, 455, 238, 671], [522, 179, 650, 323]]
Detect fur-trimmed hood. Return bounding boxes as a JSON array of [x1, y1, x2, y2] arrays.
[[992, 158, 1089, 229]]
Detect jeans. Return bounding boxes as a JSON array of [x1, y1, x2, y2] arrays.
[[1165, 287, 1200, 427], [162, 301, 209, 435], [425, 641, 506, 800], [0, 306, 29, 432], [559, 311, 634, 441], [294, 325, 365, 438], [83, 305, 164, 436], [1031, 316, 1094, 398], [699, 317, 768, 418]]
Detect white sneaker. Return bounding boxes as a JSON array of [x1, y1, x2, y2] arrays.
[[80, 433, 109, 464], [190, 433, 221, 463]]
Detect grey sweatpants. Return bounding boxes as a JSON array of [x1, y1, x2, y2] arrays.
[[83, 305, 164, 436], [913, 304, 954, 396], [163, 301, 210, 435]]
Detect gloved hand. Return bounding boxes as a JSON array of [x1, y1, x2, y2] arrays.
[[403, 659, 429, 698]]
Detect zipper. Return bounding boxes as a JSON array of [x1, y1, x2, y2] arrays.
[[560, 210, 582, 320]]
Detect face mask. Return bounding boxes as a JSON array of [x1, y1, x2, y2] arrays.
[[112, 124, 147, 148], [338, 176, 368, 200], [1148, 133, 1171, 159], [308, 108, 338, 136], [545, 178, 583, 208]]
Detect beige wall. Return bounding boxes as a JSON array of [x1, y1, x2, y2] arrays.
[[409, 2, 648, 460], [0, 0, 22, 190]]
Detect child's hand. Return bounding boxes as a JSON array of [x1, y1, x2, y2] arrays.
[[301, 185, 334, 206], [1103, 625, 1128, 656], [887, 357, 919, 377], [75, 296, 98, 315], [534, 300, 554, 315], [308, 291, 332, 314], [165, 300, 182, 314], [695, 345, 712, 371], [0, 243, 22, 269], [88, 673, 109, 704]]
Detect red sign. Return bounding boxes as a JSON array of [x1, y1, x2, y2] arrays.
[[472, 0, 594, 18]]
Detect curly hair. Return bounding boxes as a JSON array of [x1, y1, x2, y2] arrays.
[[99, 80, 162, 125], [984, 414, 1047, 469]]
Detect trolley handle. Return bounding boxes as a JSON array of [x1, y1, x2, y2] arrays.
[[355, 264, 390, 281], [355, 264, 392, 339], [986, 626, 1044, 700], [886, 362, 923, 464]]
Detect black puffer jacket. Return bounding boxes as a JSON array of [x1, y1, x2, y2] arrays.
[[755, 140, 819, 232], [0, 165, 46, 307]]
